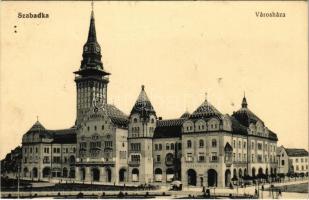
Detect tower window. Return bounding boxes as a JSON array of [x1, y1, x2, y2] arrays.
[[87, 126, 90, 131], [94, 126, 97, 131], [212, 139, 217, 147], [102, 125, 104, 130], [133, 118, 138, 123], [199, 139, 204, 148], [187, 140, 192, 148]]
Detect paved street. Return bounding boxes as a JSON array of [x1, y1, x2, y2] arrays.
[[1, 178, 308, 199]]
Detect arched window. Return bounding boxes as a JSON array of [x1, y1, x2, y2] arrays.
[[187, 140, 192, 148], [212, 139, 217, 147], [133, 118, 138, 123], [151, 118, 155, 123], [171, 143, 175, 150], [199, 140, 204, 148]]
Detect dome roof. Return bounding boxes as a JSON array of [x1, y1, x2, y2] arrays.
[[180, 111, 190, 119], [190, 98, 222, 119], [130, 85, 156, 118], [232, 96, 264, 127]]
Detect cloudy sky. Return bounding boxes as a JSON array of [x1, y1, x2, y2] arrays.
[[1, 1, 307, 159]]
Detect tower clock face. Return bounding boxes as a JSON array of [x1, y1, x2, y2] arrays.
[[95, 46, 100, 52]]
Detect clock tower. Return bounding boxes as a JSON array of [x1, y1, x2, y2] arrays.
[[74, 10, 110, 124]]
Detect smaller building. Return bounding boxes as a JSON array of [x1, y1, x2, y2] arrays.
[[21, 121, 77, 180], [1, 146, 22, 177], [277, 146, 308, 175]]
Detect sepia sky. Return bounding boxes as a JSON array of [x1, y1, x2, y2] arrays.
[[0, 1, 308, 159]]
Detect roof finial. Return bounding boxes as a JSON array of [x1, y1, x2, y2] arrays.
[[242, 92, 248, 108], [244, 91, 246, 98], [91, 0, 94, 16], [36, 115, 39, 122], [141, 85, 145, 91], [205, 92, 208, 102]]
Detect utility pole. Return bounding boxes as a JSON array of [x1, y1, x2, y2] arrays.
[[17, 163, 20, 199]]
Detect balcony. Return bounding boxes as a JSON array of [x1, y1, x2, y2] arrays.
[[128, 160, 140, 166]]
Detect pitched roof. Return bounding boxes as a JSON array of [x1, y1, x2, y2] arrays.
[[154, 118, 186, 138], [285, 148, 308, 157], [82, 103, 129, 128], [130, 85, 156, 117], [50, 128, 77, 144], [28, 121, 46, 132], [106, 104, 129, 128], [268, 130, 278, 141], [190, 99, 222, 119], [180, 111, 190, 119]]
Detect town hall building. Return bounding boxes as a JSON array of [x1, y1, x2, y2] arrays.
[[20, 9, 279, 188]]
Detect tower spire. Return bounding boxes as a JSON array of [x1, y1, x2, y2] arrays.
[[87, 1, 97, 43]]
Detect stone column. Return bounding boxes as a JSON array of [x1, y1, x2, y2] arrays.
[[75, 167, 80, 181], [85, 167, 91, 182], [100, 167, 106, 183]]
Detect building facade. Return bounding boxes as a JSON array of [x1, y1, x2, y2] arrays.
[[17, 9, 280, 188], [277, 146, 308, 175], [21, 121, 76, 180]]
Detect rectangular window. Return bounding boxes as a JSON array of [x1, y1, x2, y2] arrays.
[[257, 155, 262, 162], [53, 156, 61, 163], [198, 153, 205, 162], [186, 153, 193, 162], [156, 155, 161, 162], [105, 141, 113, 148], [43, 156, 49, 163], [131, 154, 140, 162], [211, 152, 218, 161], [257, 143, 262, 150], [130, 143, 141, 151], [80, 142, 87, 149], [243, 142, 246, 149]]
